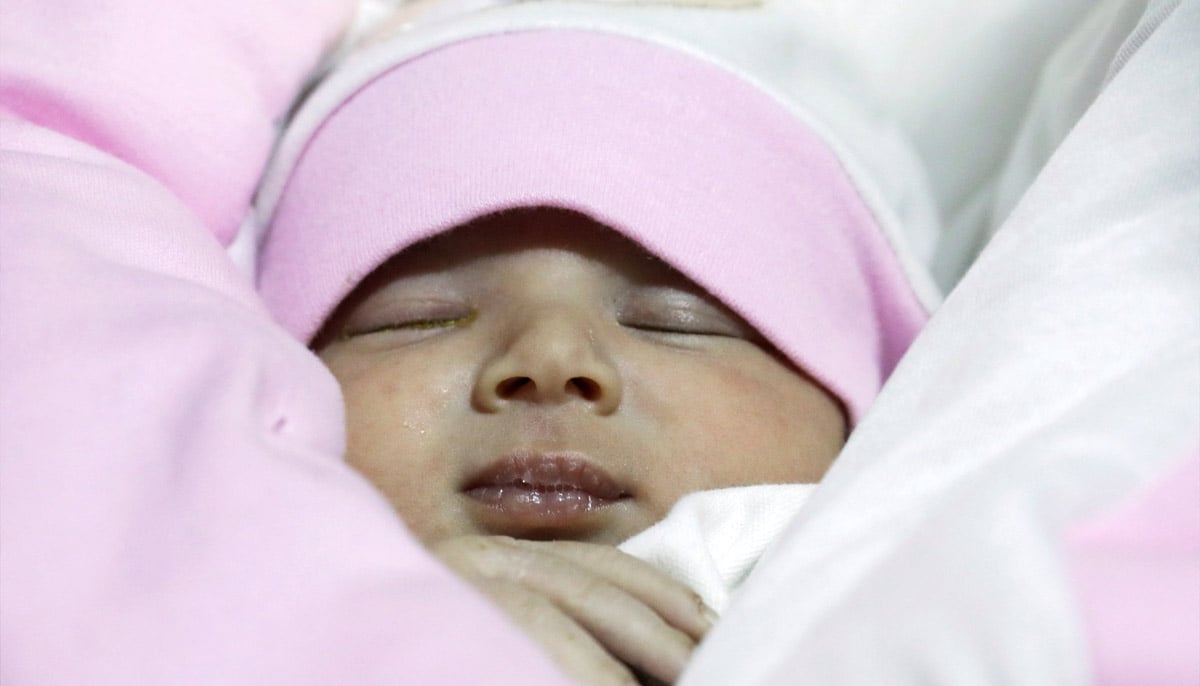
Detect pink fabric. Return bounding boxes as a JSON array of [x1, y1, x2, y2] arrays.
[[0, 3, 569, 684], [1065, 450, 1200, 685], [0, 0, 353, 244], [258, 30, 928, 423]]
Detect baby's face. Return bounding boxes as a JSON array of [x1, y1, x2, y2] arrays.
[[316, 208, 845, 546]]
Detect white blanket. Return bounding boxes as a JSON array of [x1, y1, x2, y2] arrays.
[[619, 484, 817, 614], [683, 1, 1199, 683]]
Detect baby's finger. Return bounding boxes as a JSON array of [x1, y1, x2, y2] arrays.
[[472, 576, 641, 686], [511, 538, 716, 641], [439, 536, 696, 683]]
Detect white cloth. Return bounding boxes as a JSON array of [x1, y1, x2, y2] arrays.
[[684, 1, 1200, 683], [618, 484, 817, 614]]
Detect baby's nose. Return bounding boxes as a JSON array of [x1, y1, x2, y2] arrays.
[[472, 315, 622, 415]]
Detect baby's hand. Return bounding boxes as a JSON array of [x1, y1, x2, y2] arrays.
[[431, 535, 715, 685]]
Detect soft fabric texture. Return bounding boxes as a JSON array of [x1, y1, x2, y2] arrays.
[[684, 2, 1199, 683], [255, 25, 934, 424], [299, 0, 1117, 292], [618, 484, 817, 614], [1064, 450, 1200, 686], [0, 3, 570, 684], [0, 0, 357, 245]]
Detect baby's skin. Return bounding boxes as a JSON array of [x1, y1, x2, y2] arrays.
[[316, 207, 846, 683]]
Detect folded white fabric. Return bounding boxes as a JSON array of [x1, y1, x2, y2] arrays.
[[684, 2, 1199, 683], [619, 484, 817, 614]]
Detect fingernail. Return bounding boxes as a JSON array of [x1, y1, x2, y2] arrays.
[[700, 603, 719, 629]]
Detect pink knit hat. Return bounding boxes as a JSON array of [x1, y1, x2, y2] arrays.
[[254, 26, 933, 424]]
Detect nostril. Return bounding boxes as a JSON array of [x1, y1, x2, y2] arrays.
[[496, 376, 532, 398], [568, 377, 602, 401]]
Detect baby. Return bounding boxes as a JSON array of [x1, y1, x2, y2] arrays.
[[313, 206, 847, 546], [251, 7, 936, 683]]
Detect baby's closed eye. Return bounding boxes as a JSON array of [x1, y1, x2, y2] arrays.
[[619, 288, 749, 339], [341, 300, 476, 339]]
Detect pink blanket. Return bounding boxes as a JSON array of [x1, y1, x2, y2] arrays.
[[0, 2, 567, 683]]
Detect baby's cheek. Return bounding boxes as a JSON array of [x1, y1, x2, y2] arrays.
[[336, 373, 428, 477], [697, 366, 830, 481], [337, 374, 461, 538], [706, 364, 791, 429], [341, 358, 462, 435], [658, 367, 773, 481]]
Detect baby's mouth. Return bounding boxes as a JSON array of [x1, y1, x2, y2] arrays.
[[462, 452, 630, 529]]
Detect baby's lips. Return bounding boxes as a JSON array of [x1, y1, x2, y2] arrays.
[[460, 450, 635, 533], [462, 450, 629, 501]]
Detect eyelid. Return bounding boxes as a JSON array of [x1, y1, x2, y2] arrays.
[[341, 301, 476, 339], [619, 289, 745, 338]]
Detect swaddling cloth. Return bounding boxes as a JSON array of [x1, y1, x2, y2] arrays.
[[619, 483, 817, 614]]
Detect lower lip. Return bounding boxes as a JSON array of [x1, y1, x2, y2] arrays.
[[465, 484, 620, 518], [462, 453, 630, 534]]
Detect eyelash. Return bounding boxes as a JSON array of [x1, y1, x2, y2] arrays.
[[344, 310, 477, 338], [340, 308, 739, 340], [619, 320, 739, 339]]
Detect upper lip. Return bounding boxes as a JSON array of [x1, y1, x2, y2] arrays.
[[462, 451, 629, 500]]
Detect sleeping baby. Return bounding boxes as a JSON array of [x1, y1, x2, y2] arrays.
[[250, 5, 937, 683]]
